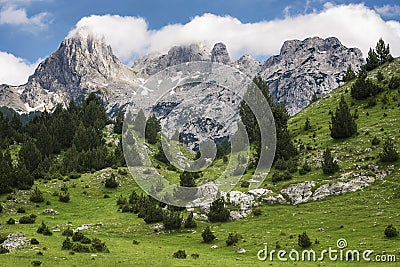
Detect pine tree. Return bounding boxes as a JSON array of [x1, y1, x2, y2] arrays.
[[322, 148, 339, 175], [134, 109, 146, 137], [303, 117, 311, 131], [202, 226, 216, 243], [19, 139, 42, 172], [342, 65, 356, 82], [179, 171, 199, 187], [366, 48, 379, 71], [208, 197, 230, 222], [330, 96, 357, 139], [240, 76, 296, 163], [375, 38, 392, 65], [114, 107, 124, 134], [184, 212, 197, 228], [298, 232, 312, 248], [145, 115, 160, 144]]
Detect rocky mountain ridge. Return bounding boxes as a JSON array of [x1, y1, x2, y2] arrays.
[[0, 35, 364, 146]]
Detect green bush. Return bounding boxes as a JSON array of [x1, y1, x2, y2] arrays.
[[72, 231, 85, 242], [298, 232, 312, 248], [252, 208, 262, 216], [105, 174, 119, 188], [30, 238, 40, 245], [380, 139, 399, 163], [208, 198, 230, 222], [7, 218, 15, 225], [17, 207, 26, 213], [371, 136, 380, 146], [173, 250, 187, 259], [62, 227, 73, 237], [299, 162, 312, 175], [202, 226, 216, 243], [59, 191, 70, 203], [226, 233, 239, 246], [62, 237, 73, 250], [37, 221, 52, 236], [240, 180, 250, 188], [30, 186, 44, 203], [91, 238, 109, 253], [184, 212, 197, 229], [162, 210, 182, 231], [0, 246, 9, 254], [384, 225, 398, 238], [19, 215, 36, 224]]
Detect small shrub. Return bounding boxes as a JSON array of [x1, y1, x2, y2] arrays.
[[371, 136, 380, 146], [19, 215, 36, 224], [80, 236, 92, 244], [118, 168, 128, 175], [59, 191, 70, 203], [226, 233, 239, 246], [30, 187, 44, 203], [62, 237, 73, 250], [384, 225, 398, 238], [299, 162, 312, 175], [7, 218, 15, 225], [0, 204, 2, 213], [202, 226, 216, 243], [30, 238, 40, 245], [116, 195, 127, 206], [252, 208, 262, 216], [298, 232, 312, 248], [31, 260, 42, 266], [72, 231, 85, 242], [274, 159, 287, 170], [173, 250, 187, 259], [37, 221, 52, 236], [91, 238, 109, 253], [184, 212, 197, 229], [163, 210, 182, 231], [71, 243, 91, 253], [132, 240, 140, 245], [380, 139, 399, 162], [105, 174, 119, 188], [191, 253, 199, 259], [62, 227, 73, 237], [208, 198, 230, 222], [240, 180, 250, 188], [0, 246, 9, 254], [17, 207, 26, 213]]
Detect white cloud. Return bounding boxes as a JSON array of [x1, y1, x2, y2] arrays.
[[0, 52, 38, 85], [0, 5, 49, 28], [67, 3, 400, 64], [374, 5, 400, 18]]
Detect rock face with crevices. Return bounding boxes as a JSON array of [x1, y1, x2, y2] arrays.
[[260, 37, 364, 115], [0, 36, 364, 147]]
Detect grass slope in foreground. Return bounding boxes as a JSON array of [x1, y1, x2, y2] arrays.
[[0, 60, 400, 266]]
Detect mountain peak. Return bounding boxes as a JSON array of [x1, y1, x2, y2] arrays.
[[211, 42, 230, 64]]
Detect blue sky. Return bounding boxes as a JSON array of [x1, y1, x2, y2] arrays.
[[1, 0, 400, 85]]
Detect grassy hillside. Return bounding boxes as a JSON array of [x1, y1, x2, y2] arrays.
[[0, 60, 400, 267]]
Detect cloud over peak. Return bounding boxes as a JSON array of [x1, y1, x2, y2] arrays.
[[67, 3, 400, 64]]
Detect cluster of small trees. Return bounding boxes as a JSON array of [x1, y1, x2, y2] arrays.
[[62, 231, 109, 253]]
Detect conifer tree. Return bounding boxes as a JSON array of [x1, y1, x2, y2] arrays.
[[19, 139, 42, 172], [366, 48, 379, 71], [342, 65, 356, 82], [330, 96, 357, 139], [134, 109, 146, 136], [322, 148, 339, 175], [145, 115, 160, 144]]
